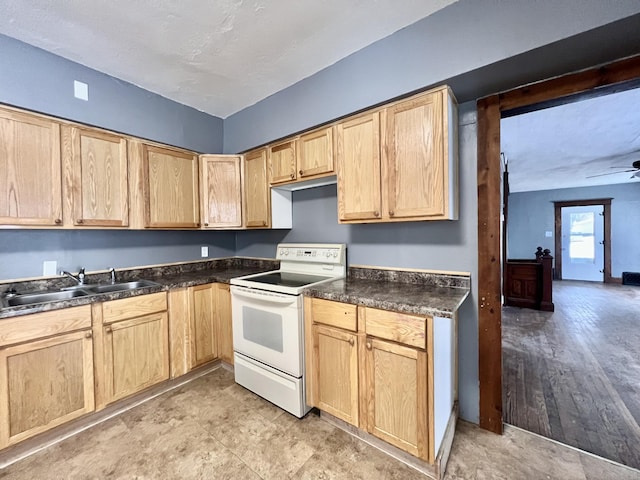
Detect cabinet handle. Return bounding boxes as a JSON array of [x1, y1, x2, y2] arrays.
[[349, 338, 355, 346], [373, 211, 380, 217], [77, 218, 84, 224], [290, 173, 295, 179], [389, 210, 395, 217], [85, 331, 92, 339], [105, 326, 112, 334], [262, 221, 267, 226], [204, 222, 209, 226], [54, 218, 62, 224], [366, 342, 372, 350], [299, 169, 304, 176]]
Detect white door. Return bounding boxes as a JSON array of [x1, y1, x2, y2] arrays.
[[561, 205, 604, 281]]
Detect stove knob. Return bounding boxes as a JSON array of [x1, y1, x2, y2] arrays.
[[333, 251, 339, 258], [279, 249, 284, 255], [284, 249, 289, 256]]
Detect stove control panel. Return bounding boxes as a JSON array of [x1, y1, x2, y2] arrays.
[[276, 244, 346, 265]]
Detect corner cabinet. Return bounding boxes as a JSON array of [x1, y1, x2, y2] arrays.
[[62, 126, 129, 227], [337, 86, 458, 223], [0, 106, 63, 226], [140, 143, 200, 228], [243, 148, 271, 228], [0, 306, 94, 448], [200, 155, 243, 228]]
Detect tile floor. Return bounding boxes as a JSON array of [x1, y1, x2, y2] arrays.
[[1, 368, 639, 479]]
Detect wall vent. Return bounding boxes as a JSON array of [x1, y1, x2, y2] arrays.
[[622, 272, 640, 286]]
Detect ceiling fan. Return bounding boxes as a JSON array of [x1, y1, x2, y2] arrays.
[[586, 159, 640, 179]]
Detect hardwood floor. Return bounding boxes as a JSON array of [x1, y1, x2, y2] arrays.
[[503, 280, 640, 470]]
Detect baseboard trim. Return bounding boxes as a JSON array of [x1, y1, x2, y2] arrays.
[[0, 361, 221, 469]]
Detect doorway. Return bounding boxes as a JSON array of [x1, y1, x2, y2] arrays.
[[476, 54, 640, 436], [560, 205, 603, 281]]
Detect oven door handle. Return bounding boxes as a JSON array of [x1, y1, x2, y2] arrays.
[[232, 287, 298, 305]]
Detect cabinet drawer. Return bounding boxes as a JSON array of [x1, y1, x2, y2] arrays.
[[0, 305, 92, 348], [102, 292, 167, 324], [311, 298, 357, 332], [361, 307, 427, 349]]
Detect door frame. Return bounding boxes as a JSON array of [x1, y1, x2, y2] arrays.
[[554, 199, 613, 282], [477, 54, 640, 434]]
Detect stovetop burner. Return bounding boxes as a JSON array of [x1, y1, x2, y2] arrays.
[[244, 271, 333, 288]]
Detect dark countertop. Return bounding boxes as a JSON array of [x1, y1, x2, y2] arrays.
[[0, 258, 278, 320], [303, 267, 470, 318], [1, 261, 471, 321]]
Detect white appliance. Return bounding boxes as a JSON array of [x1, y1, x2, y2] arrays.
[[231, 243, 346, 417]]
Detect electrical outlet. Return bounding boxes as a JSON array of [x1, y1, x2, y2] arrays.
[[43, 260, 57, 276], [545, 231, 553, 237], [74, 80, 89, 101], [201, 246, 209, 258]]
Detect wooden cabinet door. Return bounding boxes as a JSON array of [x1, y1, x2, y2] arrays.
[[364, 337, 428, 460], [143, 145, 199, 228], [268, 140, 296, 184], [244, 148, 270, 228], [67, 127, 129, 226], [103, 312, 169, 404], [200, 155, 242, 228], [0, 330, 94, 447], [313, 325, 359, 426], [215, 283, 233, 364], [189, 284, 217, 368], [298, 127, 334, 179], [0, 107, 62, 226], [336, 112, 381, 222], [382, 91, 445, 219]]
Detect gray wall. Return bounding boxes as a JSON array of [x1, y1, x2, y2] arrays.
[[225, 0, 640, 425], [223, 0, 640, 153], [507, 183, 640, 277], [0, 34, 229, 280], [235, 103, 479, 421], [0, 230, 235, 281], [0, 34, 223, 154]]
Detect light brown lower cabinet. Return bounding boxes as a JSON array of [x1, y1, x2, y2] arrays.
[[95, 292, 169, 407], [215, 283, 233, 364], [168, 282, 230, 377], [364, 337, 428, 459], [312, 324, 359, 426], [305, 298, 453, 467], [0, 306, 94, 448]]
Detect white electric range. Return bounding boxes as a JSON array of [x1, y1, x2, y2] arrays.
[[230, 243, 346, 417]]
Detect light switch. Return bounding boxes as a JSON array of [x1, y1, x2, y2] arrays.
[[545, 231, 553, 237], [74, 80, 89, 101]]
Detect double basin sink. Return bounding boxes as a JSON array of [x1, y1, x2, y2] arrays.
[[4, 280, 160, 307]]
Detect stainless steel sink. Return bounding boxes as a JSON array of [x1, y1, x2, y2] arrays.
[[3, 279, 160, 308], [85, 280, 160, 294], [6, 289, 90, 307]]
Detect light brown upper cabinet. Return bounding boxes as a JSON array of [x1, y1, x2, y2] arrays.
[[199, 155, 242, 228], [0, 107, 62, 226], [337, 86, 458, 223], [268, 127, 335, 186], [243, 148, 271, 228], [268, 140, 296, 184], [62, 126, 129, 227], [336, 112, 382, 221], [141, 144, 200, 228]]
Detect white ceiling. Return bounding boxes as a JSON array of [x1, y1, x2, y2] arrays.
[[501, 87, 640, 193], [0, 0, 456, 118]]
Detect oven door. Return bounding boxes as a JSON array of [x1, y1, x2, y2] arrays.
[[231, 285, 303, 377]]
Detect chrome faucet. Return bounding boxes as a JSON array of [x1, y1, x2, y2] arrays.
[[108, 267, 116, 284], [62, 268, 85, 285]]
